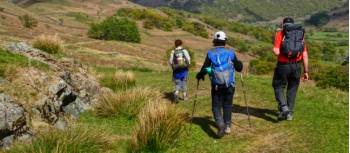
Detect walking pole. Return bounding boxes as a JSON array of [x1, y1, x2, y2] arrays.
[[188, 79, 200, 134], [240, 73, 252, 128]]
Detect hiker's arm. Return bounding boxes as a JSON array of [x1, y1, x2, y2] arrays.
[[196, 55, 211, 80], [233, 55, 243, 72], [273, 32, 282, 56], [168, 50, 174, 65], [184, 49, 191, 65], [302, 44, 309, 80]]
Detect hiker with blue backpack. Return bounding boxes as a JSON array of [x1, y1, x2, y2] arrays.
[[272, 17, 309, 121], [169, 39, 191, 103], [196, 31, 243, 138]]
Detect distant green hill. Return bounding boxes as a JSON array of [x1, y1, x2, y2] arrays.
[[130, 0, 345, 21]]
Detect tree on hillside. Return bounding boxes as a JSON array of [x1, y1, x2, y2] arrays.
[[306, 11, 330, 27], [88, 16, 141, 43]]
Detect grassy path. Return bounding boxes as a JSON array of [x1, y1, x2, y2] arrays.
[[79, 70, 348, 153]]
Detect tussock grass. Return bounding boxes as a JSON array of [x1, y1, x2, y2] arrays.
[[7, 126, 112, 153], [95, 87, 158, 118], [100, 70, 136, 91], [33, 35, 63, 54], [130, 100, 186, 153]]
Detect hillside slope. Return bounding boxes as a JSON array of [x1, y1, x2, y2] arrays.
[[0, 0, 348, 152], [131, 0, 346, 21], [1, 0, 255, 70]]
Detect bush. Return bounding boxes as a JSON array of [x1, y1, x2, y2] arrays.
[[18, 14, 38, 29], [165, 47, 196, 69], [201, 17, 228, 29], [306, 11, 330, 27], [88, 16, 141, 43], [313, 65, 348, 91], [228, 22, 273, 42], [130, 100, 186, 153], [95, 87, 157, 118], [249, 58, 275, 75], [33, 35, 63, 54], [117, 8, 176, 31], [227, 37, 251, 53], [100, 70, 136, 91], [182, 21, 208, 38], [7, 127, 112, 153]]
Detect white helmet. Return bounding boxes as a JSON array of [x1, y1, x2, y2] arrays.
[[213, 31, 227, 41]]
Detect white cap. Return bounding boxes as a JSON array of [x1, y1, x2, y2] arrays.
[[213, 31, 227, 41]]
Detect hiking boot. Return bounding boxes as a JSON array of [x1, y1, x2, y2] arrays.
[[286, 113, 293, 121], [278, 106, 289, 120], [173, 94, 179, 103], [217, 127, 225, 138], [224, 127, 231, 134]]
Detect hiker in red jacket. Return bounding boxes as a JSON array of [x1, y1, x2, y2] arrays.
[[272, 17, 309, 121]]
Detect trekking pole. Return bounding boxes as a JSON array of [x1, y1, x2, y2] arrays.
[[188, 79, 200, 135], [240, 73, 252, 128]]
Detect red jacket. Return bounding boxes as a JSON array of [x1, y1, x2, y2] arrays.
[[274, 31, 307, 63]]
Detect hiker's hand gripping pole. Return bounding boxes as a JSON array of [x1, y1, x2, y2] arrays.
[[188, 79, 200, 134], [240, 73, 252, 128]]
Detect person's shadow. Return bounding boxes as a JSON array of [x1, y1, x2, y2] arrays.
[[163, 91, 180, 104], [232, 104, 278, 123], [191, 116, 220, 139]]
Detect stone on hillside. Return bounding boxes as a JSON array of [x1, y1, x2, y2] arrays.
[[7, 42, 56, 66], [0, 93, 31, 149]]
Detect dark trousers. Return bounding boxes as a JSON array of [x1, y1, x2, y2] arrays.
[[272, 62, 302, 114], [211, 86, 235, 128]]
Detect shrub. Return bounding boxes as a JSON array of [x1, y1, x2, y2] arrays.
[[314, 65, 348, 91], [88, 16, 141, 43], [227, 37, 251, 53], [100, 70, 136, 91], [182, 21, 208, 38], [249, 58, 275, 75], [228, 22, 273, 42], [117, 8, 176, 31], [165, 47, 196, 69], [95, 87, 157, 118], [201, 17, 228, 29], [18, 14, 38, 29], [7, 127, 111, 153], [130, 100, 186, 153], [306, 11, 330, 27], [33, 35, 63, 54]]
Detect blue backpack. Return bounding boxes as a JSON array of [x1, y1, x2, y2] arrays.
[[208, 47, 235, 88]]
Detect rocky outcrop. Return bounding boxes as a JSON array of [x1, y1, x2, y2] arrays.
[[0, 94, 31, 149], [1, 42, 101, 148]]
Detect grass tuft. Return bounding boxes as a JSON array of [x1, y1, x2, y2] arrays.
[[100, 70, 136, 91], [33, 35, 64, 54], [95, 87, 158, 118], [7, 126, 112, 153], [130, 100, 186, 153]]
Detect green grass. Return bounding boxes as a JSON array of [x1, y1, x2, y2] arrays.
[[307, 32, 349, 42], [7, 126, 113, 153], [74, 70, 348, 153], [66, 12, 94, 24], [78, 111, 137, 153], [0, 48, 49, 77]]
